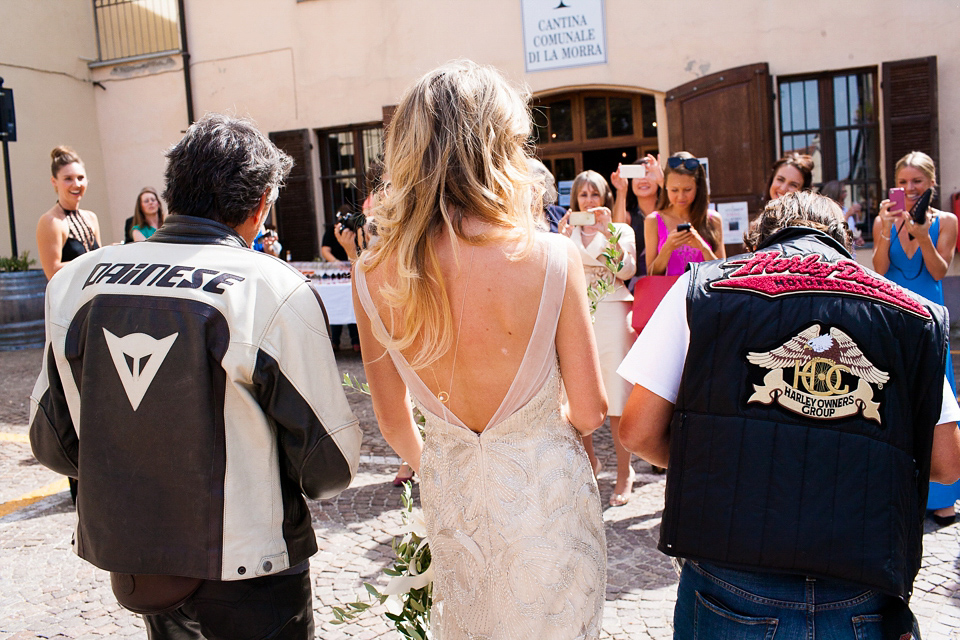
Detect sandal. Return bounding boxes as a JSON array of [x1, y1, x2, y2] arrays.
[[392, 463, 415, 487], [609, 468, 636, 507]]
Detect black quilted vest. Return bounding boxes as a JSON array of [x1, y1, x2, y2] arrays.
[[659, 227, 949, 600]]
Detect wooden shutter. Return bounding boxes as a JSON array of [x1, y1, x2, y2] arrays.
[[382, 105, 397, 132], [882, 56, 938, 205], [269, 129, 319, 262], [665, 63, 775, 221]]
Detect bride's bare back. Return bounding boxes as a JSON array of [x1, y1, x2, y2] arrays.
[[359, 227, 603, 432]]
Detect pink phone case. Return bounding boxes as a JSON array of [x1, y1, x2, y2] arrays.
[[888, 188, 906, 212]]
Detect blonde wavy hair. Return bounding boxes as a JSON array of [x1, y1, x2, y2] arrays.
[[359, 60, 539, 369], [895, 151, 938, 196]]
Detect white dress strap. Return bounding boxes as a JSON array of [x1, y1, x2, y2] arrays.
[[484, 235, 568, 426], [353, 235, 568, 431]]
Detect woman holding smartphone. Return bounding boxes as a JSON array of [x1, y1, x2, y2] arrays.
[[559, 170, 639, 506], [610, 154, 663, 227], [644, 152, 724, 276], [610, 155, 662, 278], [873, 151, 959, 527]]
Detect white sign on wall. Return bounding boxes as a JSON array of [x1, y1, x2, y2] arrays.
[[521, 0, 607, 73], [716, 201, 750, 245]]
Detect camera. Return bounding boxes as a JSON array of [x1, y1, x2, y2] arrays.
[[911, 188, 933, 225], [336, 209, 367, 233]]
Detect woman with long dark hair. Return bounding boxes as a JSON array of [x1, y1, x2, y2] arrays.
[[645, 152, 724, 275], [131, 186, 165, 241], [766, 152, 814, 203]]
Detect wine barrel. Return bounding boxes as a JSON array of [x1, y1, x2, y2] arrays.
[[0, 270, 47, 350]]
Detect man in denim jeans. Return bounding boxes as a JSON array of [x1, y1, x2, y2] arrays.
[[618, 192, 960, 639]]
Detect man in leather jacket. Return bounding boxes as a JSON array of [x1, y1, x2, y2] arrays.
[[618, 191, 960, 639], [30, 113, 362, 639]]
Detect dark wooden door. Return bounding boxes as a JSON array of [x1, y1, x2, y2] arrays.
[[269, 129, 319, 262], [665, 63, 776, 220], [882, 56, 939, 207]]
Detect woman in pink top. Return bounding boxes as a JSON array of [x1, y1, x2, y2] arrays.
[[644, 152, 724, 275]]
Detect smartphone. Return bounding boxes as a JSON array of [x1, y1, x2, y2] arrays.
[[619, 163, 647, 179], [676, 223, 691, 232], [888, 188, 906, 212], [569, 212, 596, 226], [911, 188, 933, 225]]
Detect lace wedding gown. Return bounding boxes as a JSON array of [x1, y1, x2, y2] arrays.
[[355, 236, 606, 640]]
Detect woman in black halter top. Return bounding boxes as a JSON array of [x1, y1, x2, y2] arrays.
[[36, 146, 101, 280]]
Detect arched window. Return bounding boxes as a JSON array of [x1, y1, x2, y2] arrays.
[[533, 90, 659, 203]]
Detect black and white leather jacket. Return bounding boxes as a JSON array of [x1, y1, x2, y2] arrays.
[[30, 215, 362, 581]]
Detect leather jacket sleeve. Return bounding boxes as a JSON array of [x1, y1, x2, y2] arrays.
[[253, 281, 362, 500], [30, 302, 80, 479]]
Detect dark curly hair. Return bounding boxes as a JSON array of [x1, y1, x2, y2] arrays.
[[744, 191, 851, 251], [163, 114, 293, 227]]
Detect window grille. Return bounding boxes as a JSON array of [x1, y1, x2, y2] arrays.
[[93, 0, 181, 62], [779, 69, 881, 223]]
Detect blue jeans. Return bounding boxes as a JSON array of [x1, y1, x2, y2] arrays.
[[674, 561, 919, 640]]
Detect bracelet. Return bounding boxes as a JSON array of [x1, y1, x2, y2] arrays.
[[879, 231, 890, 241]]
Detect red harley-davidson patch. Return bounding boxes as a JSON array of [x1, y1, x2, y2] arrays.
[[708, 251, 932, 319]]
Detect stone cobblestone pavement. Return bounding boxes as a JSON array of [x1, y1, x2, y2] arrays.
[[2, 346, 959, 639]]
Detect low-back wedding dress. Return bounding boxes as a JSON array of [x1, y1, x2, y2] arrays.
[[356, 236, 606, 639]]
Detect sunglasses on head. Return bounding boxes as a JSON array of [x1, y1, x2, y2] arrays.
[[667, 157, 701, 171]]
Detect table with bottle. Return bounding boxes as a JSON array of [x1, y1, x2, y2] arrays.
[[290, 261, 355, 325]]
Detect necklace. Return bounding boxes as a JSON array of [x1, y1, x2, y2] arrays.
[[580, 229, 599, 243], [435, 244, 477, 405], [58, 201, 97, 251]]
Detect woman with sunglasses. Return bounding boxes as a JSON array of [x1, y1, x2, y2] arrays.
[[644, 152, 724, 276]]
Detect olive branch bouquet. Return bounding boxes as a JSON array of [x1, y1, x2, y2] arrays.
[[333, 373, 434, 639], [586, 223, 626, 316]]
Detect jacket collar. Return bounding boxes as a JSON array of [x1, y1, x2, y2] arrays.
[[756, 226, 853, 259], [147, 215, 248, 248]]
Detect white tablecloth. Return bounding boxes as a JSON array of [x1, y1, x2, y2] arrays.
[[311, 280, 355, 325]]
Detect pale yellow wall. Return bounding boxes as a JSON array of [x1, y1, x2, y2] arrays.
[[5, 0, 960, 262], [0, 0, 111, 261], [90, 56, 187, 241], [174, 0, 960, 192]]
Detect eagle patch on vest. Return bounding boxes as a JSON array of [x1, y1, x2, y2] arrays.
[[746, 324, 889, 423], [708, 250, 932, 320]]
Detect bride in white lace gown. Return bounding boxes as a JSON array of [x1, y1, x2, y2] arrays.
[[353, 61, 608, 640]]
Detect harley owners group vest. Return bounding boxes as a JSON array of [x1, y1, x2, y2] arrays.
[[660, 227, 949, 600]]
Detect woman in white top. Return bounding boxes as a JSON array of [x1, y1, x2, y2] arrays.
[[559, 170, 639, 506], [352, 61, 608, 639]]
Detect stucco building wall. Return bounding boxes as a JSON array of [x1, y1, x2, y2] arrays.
[[1, 0, 958, 257]]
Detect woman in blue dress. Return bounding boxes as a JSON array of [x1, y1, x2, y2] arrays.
[[873, 151, 959, 526]]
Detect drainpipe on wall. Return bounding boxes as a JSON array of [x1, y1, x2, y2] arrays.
[[177, 0, 195, 125]]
